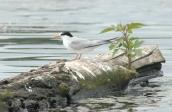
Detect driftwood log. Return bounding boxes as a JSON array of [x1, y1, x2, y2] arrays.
[[0, 45, 165, 112]]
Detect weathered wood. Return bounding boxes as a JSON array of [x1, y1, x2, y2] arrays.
[[97, 45, 165, 83], [0, 45, 165, 111], [97, 45, 165, 69]]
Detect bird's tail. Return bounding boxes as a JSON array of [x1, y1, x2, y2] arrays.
[[84, 37, 118, 48], [100, 37, 118, 44]]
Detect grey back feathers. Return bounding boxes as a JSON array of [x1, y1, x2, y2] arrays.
[[61, 32, 73, 37]]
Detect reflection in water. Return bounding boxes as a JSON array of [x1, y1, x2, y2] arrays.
[[0, 0, 172, 111], [59, 77, 172, 112]]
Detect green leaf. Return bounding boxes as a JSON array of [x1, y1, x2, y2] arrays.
[[115, 24, 124, 32], [122, 41, 128, 48], [127, 22, 144, 31], [109, 42, 122, 55], [130, 37, 136, 40], [109, 43, 115, 50], [130, 51, 136, 57], [112, 48, 119, 55], [100, 25, 115, 33], [133, 39, 144, 48]]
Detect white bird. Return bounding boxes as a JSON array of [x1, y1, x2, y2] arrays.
[[54, 31, 117, 59]]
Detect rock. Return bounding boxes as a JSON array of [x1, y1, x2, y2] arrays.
[[0, 45, 165, 111]]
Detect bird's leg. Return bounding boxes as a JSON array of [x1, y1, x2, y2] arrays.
[[73, 53, 79, 60], [78, 53, 82, 59], [72, 53, 82, 60]]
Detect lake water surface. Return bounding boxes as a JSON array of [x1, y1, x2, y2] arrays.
[[0, 0, 172, 111]]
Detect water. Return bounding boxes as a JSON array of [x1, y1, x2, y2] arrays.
[[0, 0, 172, 111]]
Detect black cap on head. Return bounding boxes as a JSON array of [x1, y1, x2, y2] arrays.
[[61, 32, 73, 37]]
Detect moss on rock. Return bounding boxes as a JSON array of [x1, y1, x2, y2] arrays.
[[78, 66, 136, 90], [58, 83, 70, 96]]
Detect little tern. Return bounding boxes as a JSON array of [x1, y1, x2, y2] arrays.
[[54, 31, 117, 59]]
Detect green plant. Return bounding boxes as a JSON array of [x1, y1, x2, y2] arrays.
[[101, 22, 144, 69]]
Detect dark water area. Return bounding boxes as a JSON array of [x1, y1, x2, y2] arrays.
[[0, 0, 172, 111]]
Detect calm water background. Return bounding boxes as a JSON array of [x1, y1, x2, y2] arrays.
[[0, 0, 172, 111]]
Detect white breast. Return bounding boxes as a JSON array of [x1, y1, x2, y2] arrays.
[[62, 36, 72, 50]]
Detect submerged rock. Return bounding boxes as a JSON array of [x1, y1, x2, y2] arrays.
[[0, 45, 165, 111]]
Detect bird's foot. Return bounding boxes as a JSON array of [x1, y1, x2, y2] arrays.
[[70, 54, 82, 60]]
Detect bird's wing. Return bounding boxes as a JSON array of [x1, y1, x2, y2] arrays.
[[69, 37, 100, 50], [68, 37, 118, 50]]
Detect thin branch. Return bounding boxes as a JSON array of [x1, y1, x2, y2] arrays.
[[104, 47, 157, 63], [131, 48, 157, 63]]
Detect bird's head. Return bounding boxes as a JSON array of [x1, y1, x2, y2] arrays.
[[54, 31, 73, 39]]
